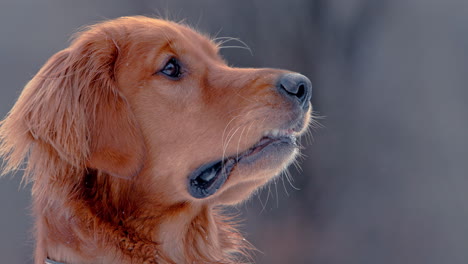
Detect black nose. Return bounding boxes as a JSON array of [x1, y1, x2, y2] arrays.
[[277, 73, 312, 109]]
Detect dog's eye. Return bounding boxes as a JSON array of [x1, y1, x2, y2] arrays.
[[160, 58, 181, 79]]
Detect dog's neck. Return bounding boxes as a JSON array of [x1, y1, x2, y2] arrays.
[[35, 169, 248, 264]]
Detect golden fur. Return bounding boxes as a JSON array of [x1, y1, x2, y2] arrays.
[[0, 16, 311, 264]]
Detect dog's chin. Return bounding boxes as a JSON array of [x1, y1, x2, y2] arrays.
[[216, 142, 299, 205], [187, 130, 298, 201]]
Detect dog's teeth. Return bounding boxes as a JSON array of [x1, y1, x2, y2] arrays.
[[263, 129, 293, 138]]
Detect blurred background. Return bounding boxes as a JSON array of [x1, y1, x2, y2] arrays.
[[1, 0, 468, 263]]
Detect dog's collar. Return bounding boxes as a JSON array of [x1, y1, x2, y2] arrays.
[[45, 258, 66, 264]]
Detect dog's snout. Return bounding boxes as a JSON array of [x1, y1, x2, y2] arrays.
[[277, 73, 312, 109]]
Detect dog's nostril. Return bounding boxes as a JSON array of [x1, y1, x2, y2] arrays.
[[277, 73, 312, 109], [281, 83, 305, 99], [296, 84, 305, 99]]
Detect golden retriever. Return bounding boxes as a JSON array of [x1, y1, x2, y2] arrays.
[[0, 16, 312, 264]]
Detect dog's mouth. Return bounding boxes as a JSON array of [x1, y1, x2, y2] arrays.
[[188, 129, 297, 199]]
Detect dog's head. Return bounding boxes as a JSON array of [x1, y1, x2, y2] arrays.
[[0, 16, 312, 206]]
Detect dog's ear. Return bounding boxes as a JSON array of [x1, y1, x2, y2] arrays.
[[0, 31, 145, 179]]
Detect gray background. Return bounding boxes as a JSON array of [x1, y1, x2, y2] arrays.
[[1, 0, 468, 263]]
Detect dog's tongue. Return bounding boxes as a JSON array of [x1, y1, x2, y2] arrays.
[[188, 158, 236, 199]]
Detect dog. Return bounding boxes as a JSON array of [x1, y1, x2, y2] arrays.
[[0, 16, 312, 264]]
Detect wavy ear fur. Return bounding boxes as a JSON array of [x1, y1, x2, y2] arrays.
[[0, 29, 144, 180]]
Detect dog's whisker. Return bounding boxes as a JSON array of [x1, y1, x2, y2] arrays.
[[236, 125, 248, 161], [219, 46, 253, 56], [258, 187, 268, 214], [303, 127, 312, 145], [292, 158, 304, 172], [222, 115, 249, 150], [280, 171, 290, 197], [274, 177, 279, 208], [213, 37, 252, 56], [221, 114, 244, 152], [235, 92, 259, 104], [221, 109, 259, 163], [244, 119, 256, 150], [211, 27, 224, 41], [285, 169, 300, 191], [221, 123, 245, 166], [223, 106, 247, 117], [255, 182, 269, 214], [212, 36, 237, 41]]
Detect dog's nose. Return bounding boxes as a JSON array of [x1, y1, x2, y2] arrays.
[[277, 73, 312, 109]]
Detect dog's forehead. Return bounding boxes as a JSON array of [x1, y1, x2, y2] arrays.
[[139, 19, 219, 57]]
